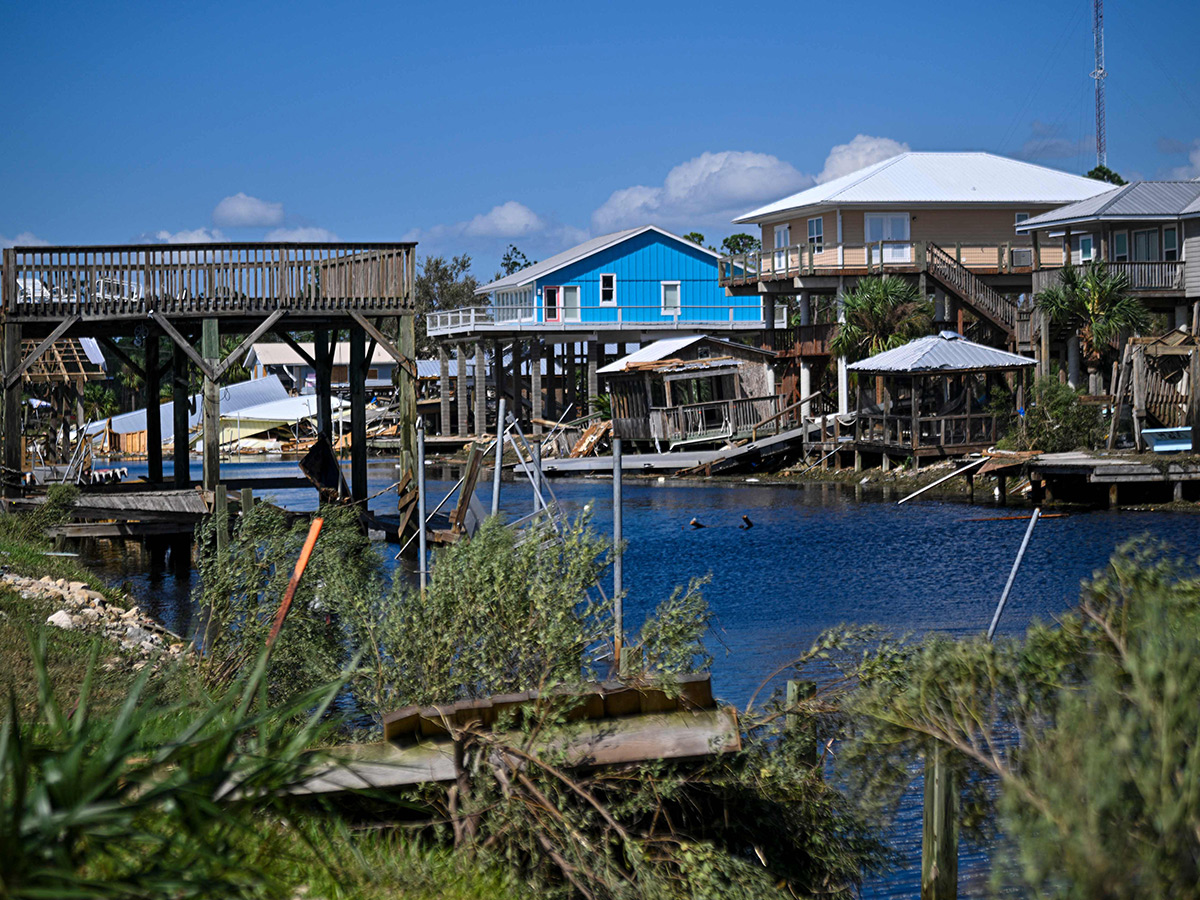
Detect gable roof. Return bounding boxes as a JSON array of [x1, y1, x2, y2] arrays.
[[1015, 180, 1200, 231], [598, 335, 773, 375], [846, 331, 1035, 374], [476, 226, 720, 295], [734, 152, 1114, 224], [83, 375, 289, 439], [249, 342, 400, 368]]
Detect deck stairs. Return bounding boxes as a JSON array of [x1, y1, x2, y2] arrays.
[[925, 244, 1022, 346]]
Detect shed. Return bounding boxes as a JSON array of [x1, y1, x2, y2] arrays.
[[601, 336, 779, 447], [847, 331, 1034, 459]]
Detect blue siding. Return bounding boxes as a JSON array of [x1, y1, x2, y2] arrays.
[[523, 231, 758, 326]]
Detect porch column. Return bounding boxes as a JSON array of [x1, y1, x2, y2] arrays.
[[456, 345, 469, 436], [544, 342, 557, 420], [531, 339, 543, 431], [800, 360, 813, 417], [438, 345, 450, 436], [798, 292, 811, 326], [836, 278, 849, 414], [349, 324, 367, 503], [473, 341, 486, 435], [1067, 336, 1081, 390], [763, 293, 776, 330], [587, 340, 599, 414]]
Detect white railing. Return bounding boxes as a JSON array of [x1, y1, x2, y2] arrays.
[[426, 304, 764, 335], [650, 395, 783, 447]]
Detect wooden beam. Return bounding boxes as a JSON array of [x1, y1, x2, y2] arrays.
[[5, 315, 80, 390], [276, 331, 317, 369], [214, 308, 286, 379], [151, 310, 215, 381], [96, 337, 146, 380], [347, 310, 416, 377]]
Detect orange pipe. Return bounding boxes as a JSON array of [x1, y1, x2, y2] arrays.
[[266, 516, 324, 649]]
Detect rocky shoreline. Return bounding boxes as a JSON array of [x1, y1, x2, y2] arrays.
[[3, 572, 190, 665]]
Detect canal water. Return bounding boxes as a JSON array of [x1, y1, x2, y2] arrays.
[[82, 456, 1200, 897]]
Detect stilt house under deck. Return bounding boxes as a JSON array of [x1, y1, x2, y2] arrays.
[[600, 335, 778, 449], [846, 331, 1035, 465]]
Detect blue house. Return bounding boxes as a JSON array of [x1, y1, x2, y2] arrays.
[[426, 225, 768, 436]]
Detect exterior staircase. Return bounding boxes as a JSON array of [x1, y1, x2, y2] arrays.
[[925, 243, 1024, 348]]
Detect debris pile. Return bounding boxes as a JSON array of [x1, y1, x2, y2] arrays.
[[3, 572, 189, 663]]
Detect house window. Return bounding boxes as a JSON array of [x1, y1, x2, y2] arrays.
[[1133, 229, 1159, 262], [773, 224, 790, 272], [599, 273, 616, 305], [562, 285, 581, 321], [1073, 234, 1095, 263], [1164, 226, 1179, 262], [661, 281, 681, 316], [807, 216, 823, 253], [1112, 231, 1129, 262], [543, 286, 560, 322], [1014, 212, 1030, 224]]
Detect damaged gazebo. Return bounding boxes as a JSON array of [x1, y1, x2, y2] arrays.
[[847, 330, 1035, 467]]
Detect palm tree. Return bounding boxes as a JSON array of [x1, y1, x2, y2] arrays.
[[1035, 261, 1149, 391], [828, 275, 934, 364]]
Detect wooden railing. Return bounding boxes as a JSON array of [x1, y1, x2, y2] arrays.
[[927, 244, 1017, 333], [718, 241, 1040, 287], [857, 412, 998, 449], [2, 243, 416, 321], [649, 395, 782, 447], [1033, 261, 1184, 296]]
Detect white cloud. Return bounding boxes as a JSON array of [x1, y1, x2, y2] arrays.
[[1164, 140, 1200, 179], [591, 151, 811, 232], [0, 231, 50, 248], [213, 192, 284, 228], [816, 134, 910, 183], [154, 227, 226, 243], [462, 201, 545, 238], [264, 226, 340, 242]]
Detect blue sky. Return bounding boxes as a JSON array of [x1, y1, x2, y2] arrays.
[[4, 0, 1199, 276]]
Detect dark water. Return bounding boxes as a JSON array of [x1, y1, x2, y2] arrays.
[[80, 456, 1200, 897]]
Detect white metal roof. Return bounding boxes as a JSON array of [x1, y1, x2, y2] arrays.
[[248, 342, 399, 368], [477, 225, 720, 294], [1016, 181, 1200, 230], [220, 394, 346, 424], [83, 375, 288, 438], [598, 335, 772, 375], [734, 153, 1115, 224], [847, 331, 1036, 374]]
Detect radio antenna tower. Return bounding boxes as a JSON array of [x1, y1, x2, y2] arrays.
[[1091, 0, 1107, 168]]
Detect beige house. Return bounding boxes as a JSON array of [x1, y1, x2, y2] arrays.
[[720, 152, 1113, 409]]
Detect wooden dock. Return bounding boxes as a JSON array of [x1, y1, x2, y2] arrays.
[[1029, 451, 1200, 506]]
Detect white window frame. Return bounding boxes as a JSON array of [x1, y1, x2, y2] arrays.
[[1078, 235, 1094, 263], [1112, 230, 1129, 262], [660, 280, 681, 317], [1014, 212, 1030, 225], [599, 273, 617, 306], [807, 216, 823, 253], [562, 285, 581, 322], [1164, 226, 1179, 262], [773, 224, 790, 272]]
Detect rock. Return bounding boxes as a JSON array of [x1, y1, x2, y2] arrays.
[[83, 590, 106, 603], [68, 581, 88, 593], [124, 625, 157, 645], [46, 610, 76, 630], [39, 575, 54, 584], [121, 606, 141, 620], [78, 607, 100, 622]]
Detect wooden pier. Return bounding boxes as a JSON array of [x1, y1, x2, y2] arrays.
[[1, 242, 418, 506]]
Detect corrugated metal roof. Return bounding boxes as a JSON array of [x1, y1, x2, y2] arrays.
[[735, 153, 1113, 223], [477, 226, 720, 294], [847, 331, 1036, 374], [84, 375, 288, 438], [1016, 181, 1200, 230], [598, 335, 772, 374], [221, 394, 346, 424], [249, 342, 400, 368], [79, 338, 105, 368]]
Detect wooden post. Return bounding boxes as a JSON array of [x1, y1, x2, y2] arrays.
[[349, 323, 367, 503], [785, 680, 818, 767], [587, 340, 599, 414], [398, 315, 417, 477], [314, 327, 333, 442], [2, 320, 22, 497], [544, 342, 557, 419], [173, 339, 190, 487], [456, 345, 469, 436], [240, 486, 253, 517], [438, 344, 451, 436], [473, 341, 486, 435], [1189, 351, 1200, 456], [201, 319, 219, 493], [215, 484, 228, 553], [145, 333, 163, 482], [921, 743, 959, 900], [531, 340, 543, 430]]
